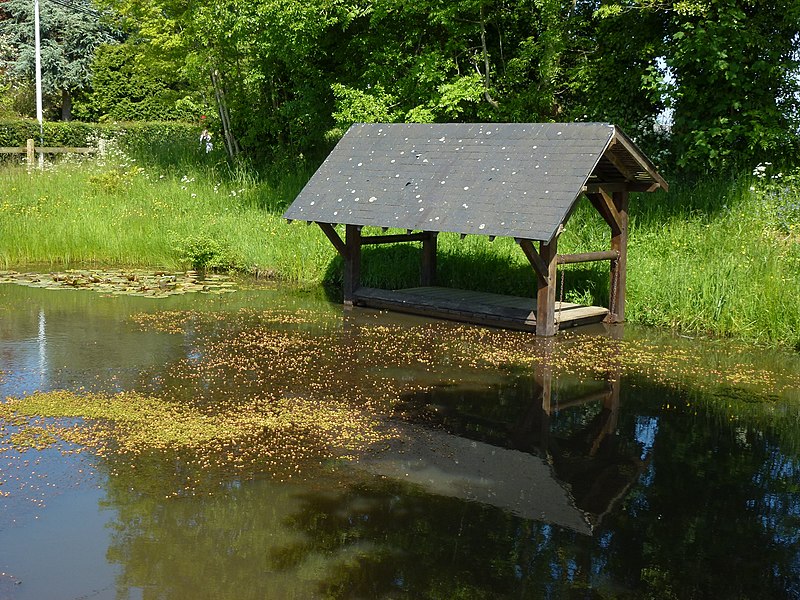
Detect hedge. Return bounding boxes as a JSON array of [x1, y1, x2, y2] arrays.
[[0, 118, 199, 152]]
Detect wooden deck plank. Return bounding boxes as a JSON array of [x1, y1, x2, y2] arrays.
[[354, 286, 608, 332]]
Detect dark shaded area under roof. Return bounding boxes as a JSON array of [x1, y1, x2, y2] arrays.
[[284, 122, 666, 243]]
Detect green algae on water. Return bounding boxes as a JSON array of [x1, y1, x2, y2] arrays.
[[0, 389, 403, 495]]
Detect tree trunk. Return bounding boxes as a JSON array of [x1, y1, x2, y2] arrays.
[[61, 89, 72, 121], [479, 4, 500, 109], [210, 69, 240, 159]]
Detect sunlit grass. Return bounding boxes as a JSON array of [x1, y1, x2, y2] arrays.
[[0, 153, 323, 281], [1, 151, 798, 347], [627, 175, 800, 347]]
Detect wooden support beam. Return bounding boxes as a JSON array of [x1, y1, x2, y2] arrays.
[[518, 237, 561, 335], [421, 231, 438, 286], [343, 224, 362, 305], [611, 128, 669, 192], [583, 182, 655, 194], [360, 232, 429, 245], [557, 250, 619, 265], [517, 239, 549, 285], [602, 147, 639, 182], [587, 188, 629, 323], [536, 238, 559, 337], [316, 222, 348, 258], [608, 190, 629, 323], [586, 191, 623, 236]]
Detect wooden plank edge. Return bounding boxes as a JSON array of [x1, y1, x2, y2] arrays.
[[355, 288, 609, 332]]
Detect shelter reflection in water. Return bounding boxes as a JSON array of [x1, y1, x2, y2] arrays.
[[355, 361, 645, 535]]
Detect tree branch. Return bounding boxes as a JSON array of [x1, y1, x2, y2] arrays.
[[479, 4, 499, 109]]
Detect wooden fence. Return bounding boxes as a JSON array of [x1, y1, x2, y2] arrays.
[[0, 138, 102, 163]]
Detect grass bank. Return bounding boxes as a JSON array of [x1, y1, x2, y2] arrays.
[[0, 148, 798, 349], [0, 144, 324, 281]]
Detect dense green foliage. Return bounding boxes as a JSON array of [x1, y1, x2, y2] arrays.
[[82, 0, 799, 173], [0, 0, 120, 119], [0, 116, 97, 146], [1, 0, 797, 172], [74, 42, 203, 122], [0, 117, 200, 152], [658, 0, 800, 169]]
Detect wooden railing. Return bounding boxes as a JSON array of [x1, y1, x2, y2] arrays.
[[0, 138, 101, 163]]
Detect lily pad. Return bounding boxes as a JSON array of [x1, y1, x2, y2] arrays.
[[0, 269, 237, 298]]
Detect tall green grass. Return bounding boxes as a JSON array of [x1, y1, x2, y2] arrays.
[[0, 146, 325, 282], [0, 149, 798, 348], [627, 173, 800, 347]]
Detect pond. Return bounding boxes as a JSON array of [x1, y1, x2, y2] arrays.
[[1, 276, 799, 599]]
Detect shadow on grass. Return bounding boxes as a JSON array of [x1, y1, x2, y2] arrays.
[[321, 243, 612, 308]]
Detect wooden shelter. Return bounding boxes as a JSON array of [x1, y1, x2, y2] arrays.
[[284, 123, 667, 336]]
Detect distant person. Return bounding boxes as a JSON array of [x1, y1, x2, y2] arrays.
[[199, 115, 213, 153], [200, 128, 213, 153]]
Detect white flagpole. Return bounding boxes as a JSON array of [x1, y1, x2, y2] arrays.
[[34, 0, 43, 168]]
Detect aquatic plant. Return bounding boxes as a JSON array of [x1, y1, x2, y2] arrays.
[[0, 269, 236, 297], [0, 388, 403, 496], [2, 308, 798, 499], [174, 235, 240, 271]]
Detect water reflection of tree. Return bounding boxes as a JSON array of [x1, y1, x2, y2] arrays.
[[264, 382, 800, 599], [90, 371, 800, 599], [604, 384, 800, 599], [100, 462, 331, 599], [101, 464, 618, 599], [270, 480, 609, 599]]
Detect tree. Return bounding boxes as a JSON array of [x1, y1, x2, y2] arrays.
[[74, 41, 203, 122], [0, 0, 119, 120], [597, 0, 800, 172], [90, 0, 800, 172], [321, 0, 593, 132], [666, 0, 800, 170]]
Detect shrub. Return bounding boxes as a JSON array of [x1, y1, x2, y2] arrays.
[[174, 235, 241, 271]]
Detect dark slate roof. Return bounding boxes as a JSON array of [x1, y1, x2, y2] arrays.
[[284, 122, 663, 242]]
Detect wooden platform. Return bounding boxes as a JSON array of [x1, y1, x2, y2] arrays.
[[354, 286, 608, 332]]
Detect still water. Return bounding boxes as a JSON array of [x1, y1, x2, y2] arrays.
[[1, 279, 799, 599]]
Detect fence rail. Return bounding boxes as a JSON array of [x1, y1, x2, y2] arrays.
[[0, 138, 101, 164]]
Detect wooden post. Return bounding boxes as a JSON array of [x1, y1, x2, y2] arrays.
[[608, 191, 629, 323], [536, 237, 559, 337], [26, 138, 34, 167], [343, 224, 362, 305], [421, 231, 437, 286], [535, 340, 554, 455]]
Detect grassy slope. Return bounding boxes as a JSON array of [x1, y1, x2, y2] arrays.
[[629, 179, 800, 346], [0, 151, 798, 348]]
